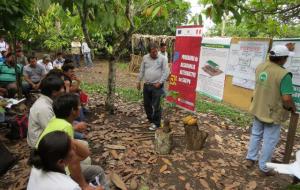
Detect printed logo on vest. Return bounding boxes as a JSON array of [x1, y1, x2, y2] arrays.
[[259, 72, 268, 82]]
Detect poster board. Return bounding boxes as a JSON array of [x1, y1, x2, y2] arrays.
[[196, 37, 231, 101], [223, 38, 271, 110], [167, 26, 202, 111]]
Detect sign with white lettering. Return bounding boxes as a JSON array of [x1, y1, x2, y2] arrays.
[[196, 37, 231, 101], [167, 25, 202, 111]]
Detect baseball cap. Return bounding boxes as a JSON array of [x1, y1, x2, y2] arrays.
[[270, 45, 291, 57], [43, 54, 51, 61]]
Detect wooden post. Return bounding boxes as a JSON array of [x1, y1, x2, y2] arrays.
[[283, 113, 299, 163]]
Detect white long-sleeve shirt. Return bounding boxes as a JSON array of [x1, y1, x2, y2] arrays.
[[138, 54, 169, 84], [81, 42, 91, 53]]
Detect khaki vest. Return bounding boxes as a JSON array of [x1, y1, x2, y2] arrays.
[[249, 60, 290, 124]]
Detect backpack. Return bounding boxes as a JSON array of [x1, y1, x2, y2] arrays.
[[0, 143, 17, 175], [6, 114, 28, 140]]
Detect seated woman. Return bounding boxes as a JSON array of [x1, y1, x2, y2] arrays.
[[27, 131, 104, 190]]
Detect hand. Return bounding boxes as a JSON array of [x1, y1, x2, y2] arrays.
[[153, 82, 162, 88], [95, 186, 104, 190], [136, 82, 141, 91], [75, 122, 87, 132], [82, 185, 97, 190]]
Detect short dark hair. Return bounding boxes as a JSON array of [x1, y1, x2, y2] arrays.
[[46, 69, 64, 79], [40, 76, 64, 97], [148, 43, 158, 52], [269, 55, 288, 63], [53, 93, 79, 119], [56, 52, 63, 56], [5, 52, 12, 58], [16, 49, 22, 53], [28, 56, 36, 62], [64, 59, 73, 64], [160, 42, 166, 47], [62, 63, 75, 72], [1, 51, 6, 56], [28, 131, 71, 173]]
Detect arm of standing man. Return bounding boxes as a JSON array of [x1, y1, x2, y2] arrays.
[[281, 73, 296, 113], [136, 57, 145, 90], [154, 56, 169, 88]]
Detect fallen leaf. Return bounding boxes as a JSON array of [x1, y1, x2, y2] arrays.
[[110, 172, 127, 190], [246, 181, 257, 190], [178, 175, 186, 181], [160, 164, 168, 173], [129, 178, 138, 190], [200, 179, 210, 189], [110, 150, 119, 159], [162, 158, 172, 166], [105, 144, 126, 150], [185, 182, 192, 190], [215, 134, 223, 144]]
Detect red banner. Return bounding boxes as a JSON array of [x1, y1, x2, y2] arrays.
[[167, 26, 202, 111]]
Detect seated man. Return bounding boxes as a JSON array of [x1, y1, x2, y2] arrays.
[[53, 52, 65, 69], [23, 56, 46, 95], [27, 76, 65, 148], [62, 62, 81, 93], [0, 53, 23, 98], [37, 93, 109, 190], [38, 54, 53, 74], [15, 49, 28, 66]]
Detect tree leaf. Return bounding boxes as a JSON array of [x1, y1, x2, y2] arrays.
[[161, 158, 172, 166], [160, 164, 168, 173]]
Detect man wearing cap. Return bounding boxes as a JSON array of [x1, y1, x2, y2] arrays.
[[37, 54, 53, 74], [71, 37, 81, 67], [245, 45, 296, 176]]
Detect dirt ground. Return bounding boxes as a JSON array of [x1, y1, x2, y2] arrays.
[[0, 60, 300, 190]]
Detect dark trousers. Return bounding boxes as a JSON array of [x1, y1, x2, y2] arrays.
[[73, 54, 80, 67], [143, 84, 164, 127]]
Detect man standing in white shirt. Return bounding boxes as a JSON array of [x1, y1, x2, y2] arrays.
[[137, 43, 169, 130], [38, 54, 53, 74], [81, 38, 93, 68], [0, 36, 9, 58], [71, 37, 81, 68], [159, 43, 168, 63]]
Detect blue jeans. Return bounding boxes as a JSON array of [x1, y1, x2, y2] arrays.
[[83, 53, 93, 67], [246, 117, 281, 172]]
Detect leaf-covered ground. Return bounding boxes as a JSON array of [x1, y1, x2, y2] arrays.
[[1, 62, 300, 190]]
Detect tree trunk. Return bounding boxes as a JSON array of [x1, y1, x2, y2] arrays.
[[154, 128, 173, 154], [184, 125, 208, 150], [76, 1, 93, 48], [105, 57, 117, 114]]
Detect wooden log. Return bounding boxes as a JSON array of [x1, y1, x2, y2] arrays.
[[283, 113, 299, 163], [154, 129, 173, 154], [154, 119, 173, 154], [184, 124, 208, 150]]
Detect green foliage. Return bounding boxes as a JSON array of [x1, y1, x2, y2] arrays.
[[285, 184, 300, 190], [201, 0, 300, 38], [21, 3, 83, 51], [80, 82, 142, 102], [0, 0, 33, 32], [196, 94, 252, 127], [208, 18, 300, 38]]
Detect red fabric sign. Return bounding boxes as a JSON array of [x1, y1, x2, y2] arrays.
[[167, 26, 202, 111]]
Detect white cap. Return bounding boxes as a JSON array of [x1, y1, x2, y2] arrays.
[[270, 45, 291, 57]]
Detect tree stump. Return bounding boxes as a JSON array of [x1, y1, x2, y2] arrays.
[[154, 119, 173, 154], [184, 125, 208, 150]]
